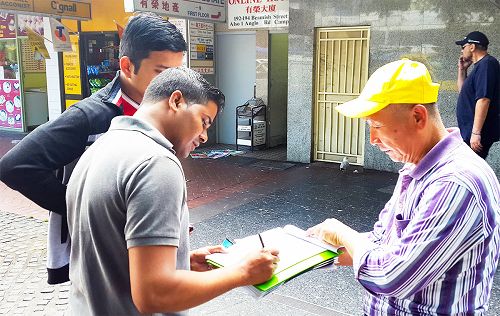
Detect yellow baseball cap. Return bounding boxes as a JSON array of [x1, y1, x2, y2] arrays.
[[335, 59, 440, 118]]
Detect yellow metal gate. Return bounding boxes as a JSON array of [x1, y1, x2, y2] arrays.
[[313, 27, 370, 165]]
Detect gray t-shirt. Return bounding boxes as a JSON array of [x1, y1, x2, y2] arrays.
[[67, 116, 190, 315]]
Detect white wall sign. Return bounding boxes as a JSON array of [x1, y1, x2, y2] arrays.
[[189, 21, 214, 74], [190, 37, 213, 45], [124, 0, 225, 23], [227, 0, 288, 29], [169, 18, 189, 67]]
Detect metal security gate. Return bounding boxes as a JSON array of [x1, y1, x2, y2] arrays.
[[313, 27, 370, 165]]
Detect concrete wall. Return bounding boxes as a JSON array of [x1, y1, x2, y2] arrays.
[[268, 33, 289, 147], [287, 0, 500, 176]]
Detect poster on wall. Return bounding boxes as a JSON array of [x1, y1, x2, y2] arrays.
[[63, 34, 82, 96], [0, 13, 17, 38], [0, 79, 23, 129], [228, 0, 289, 29], [17, 15, 44, 36], [189, 21, 214, 75], [0, 39, 19, 80]]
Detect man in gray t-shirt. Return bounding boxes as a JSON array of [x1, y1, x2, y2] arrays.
[[67, 67, 279, 315]]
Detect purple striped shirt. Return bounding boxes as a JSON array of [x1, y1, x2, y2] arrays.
[[354, 128, 500, 315]]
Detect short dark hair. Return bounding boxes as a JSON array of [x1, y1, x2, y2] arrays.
[[474, 43, 488, 51], [119, 13, 187, 74], [143, 67, 225, 113]]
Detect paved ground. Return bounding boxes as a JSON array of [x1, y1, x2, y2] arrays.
[[1, 131, 499, 315]]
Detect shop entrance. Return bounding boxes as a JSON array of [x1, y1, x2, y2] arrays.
[[0, 14, 48, 132], [80, 32, 120, 98], [313, 27, 370, 165], [215, 32, 256, 145]]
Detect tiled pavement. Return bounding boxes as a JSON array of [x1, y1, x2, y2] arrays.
[[0, 212, 69, 315], [1, 130, 499, 315], [0, 130, 25, 158]]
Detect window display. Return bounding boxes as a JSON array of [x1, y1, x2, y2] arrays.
[[0, 39, 19, 79], [81, 32, 120, 96]]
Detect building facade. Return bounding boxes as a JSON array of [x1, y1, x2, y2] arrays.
[[287, 0, 500, 175]]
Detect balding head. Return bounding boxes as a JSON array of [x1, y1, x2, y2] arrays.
[[366, 102, 447, 164]]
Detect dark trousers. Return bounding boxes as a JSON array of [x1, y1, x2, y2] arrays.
[[464, 139, 495, 159]]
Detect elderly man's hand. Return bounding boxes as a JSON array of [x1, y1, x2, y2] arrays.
[[307, 219, 370, 266], [306, 218, 352, 247], [470, 134, 483, 153]]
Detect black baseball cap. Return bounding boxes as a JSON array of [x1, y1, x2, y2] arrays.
[[455, 31, 489, 48]]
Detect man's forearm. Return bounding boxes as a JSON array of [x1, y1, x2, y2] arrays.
[[0, 146, 67, 215], [0, 107, 90, 215], [457, 68, 467, 92], [132, 265, 246, 313], [472, 98, 490, 135]]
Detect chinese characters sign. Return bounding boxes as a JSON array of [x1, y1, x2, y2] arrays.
[[228, 0, 288, 29], [124, 0, 225, 23]]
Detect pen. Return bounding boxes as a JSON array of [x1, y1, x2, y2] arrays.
[[258, 233, 265, 248]]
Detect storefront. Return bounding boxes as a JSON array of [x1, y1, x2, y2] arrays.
[[0, 0, 92, 131], [62, 31, 121, 108], [61, 1, 133, 108], [0, 13, 47, 131], [61, 1, 218, 142], [62, 1, 216, 108]]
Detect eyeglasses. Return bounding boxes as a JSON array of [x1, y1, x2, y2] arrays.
[[461, 43, 471, 49]]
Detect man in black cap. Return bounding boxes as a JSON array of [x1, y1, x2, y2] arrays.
[[455, 31, 500, 159]]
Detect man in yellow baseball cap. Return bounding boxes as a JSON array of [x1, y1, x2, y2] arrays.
[[336, 58, 440, 118], [307, 59, 500, 315]]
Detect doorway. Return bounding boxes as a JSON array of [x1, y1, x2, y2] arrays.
[[313, 27, 370, 165], [215, 32, 256, 145]]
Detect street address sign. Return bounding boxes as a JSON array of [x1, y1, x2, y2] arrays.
[[0, 0, 92, 20]]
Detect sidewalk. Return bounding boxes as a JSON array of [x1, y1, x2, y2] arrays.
[[0, 131, 499, 315]]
